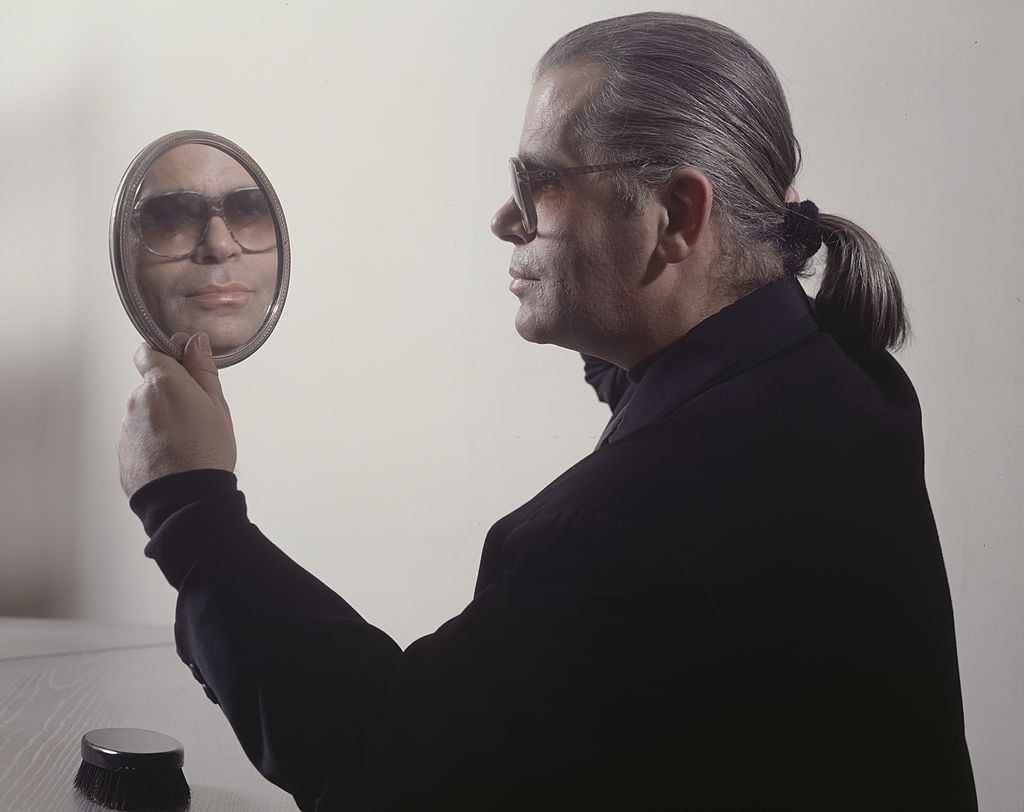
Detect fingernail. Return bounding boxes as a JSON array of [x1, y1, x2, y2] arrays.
[[197, 333, 212, 356]]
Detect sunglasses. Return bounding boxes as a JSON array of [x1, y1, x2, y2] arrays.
[[133, 187, 276, 259], [508, 156, 666, 236]]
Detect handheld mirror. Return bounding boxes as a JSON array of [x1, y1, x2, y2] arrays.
[[110, 130, 290, 367]]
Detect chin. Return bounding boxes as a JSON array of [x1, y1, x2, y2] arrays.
[[517, 311, 571, 348], [514, 310, 545, 344]]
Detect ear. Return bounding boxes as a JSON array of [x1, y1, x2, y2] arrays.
[[653, 168, 714, 265]]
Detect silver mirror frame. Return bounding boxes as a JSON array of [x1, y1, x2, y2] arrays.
[[110, 130, 290, 368]]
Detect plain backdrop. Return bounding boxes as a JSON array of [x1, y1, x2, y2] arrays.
[[0, 1, 1020, 808]]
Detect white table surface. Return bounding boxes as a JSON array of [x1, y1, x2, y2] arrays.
[[0, 617, 297, 811]]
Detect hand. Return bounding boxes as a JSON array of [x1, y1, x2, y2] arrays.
[[118, 331, 237, 499]]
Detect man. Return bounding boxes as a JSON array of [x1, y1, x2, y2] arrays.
[[120, 12, 976, 811]]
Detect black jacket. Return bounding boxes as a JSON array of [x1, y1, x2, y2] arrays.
[[132, 275, 977, 810]]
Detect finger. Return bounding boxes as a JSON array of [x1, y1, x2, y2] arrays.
[[181, 332, 226, 403], [169, 332, 189, 364], [133, 342, 180, 381]]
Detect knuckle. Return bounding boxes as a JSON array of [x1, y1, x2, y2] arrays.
[[127, 386, 146, 409], [127, 378, 162, 410], [142, 375, 168, 397]]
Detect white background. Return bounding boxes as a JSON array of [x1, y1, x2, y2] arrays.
[[0, 1, 1020, 808]]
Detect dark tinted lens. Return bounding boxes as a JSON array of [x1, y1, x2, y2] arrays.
[[223, 188, 276, 251], [139, 193, 207, 256], [509, 159, 534, 234]]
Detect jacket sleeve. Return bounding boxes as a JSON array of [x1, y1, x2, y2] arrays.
[[131, 469, 657, 811], [580, 352, 632, 413]]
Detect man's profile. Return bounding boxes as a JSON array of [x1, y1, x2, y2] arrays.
[[118, 12, 977, 810]]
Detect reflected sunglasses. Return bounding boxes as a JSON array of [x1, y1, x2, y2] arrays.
[[132, 187, 277, 260], [508, 156, 669, 236]]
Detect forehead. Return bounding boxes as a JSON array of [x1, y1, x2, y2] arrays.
[[140, 144, 256, 197], [519, 62, 602, 165]]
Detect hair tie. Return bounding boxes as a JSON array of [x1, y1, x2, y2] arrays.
[[781, 199, 823, 257]]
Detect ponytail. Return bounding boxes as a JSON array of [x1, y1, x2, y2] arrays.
[[808, 214, 910, 354]]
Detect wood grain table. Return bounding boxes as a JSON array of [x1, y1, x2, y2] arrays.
[[0, 617, 297, 811]]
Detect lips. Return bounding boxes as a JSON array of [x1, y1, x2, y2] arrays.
[[189, 283, 251, 296], [186, 283, 252, 307], [509, 267, 539, 281]]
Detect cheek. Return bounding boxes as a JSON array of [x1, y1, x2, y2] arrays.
[[138, 265, 191, 314], [153, 266, 189, 297], [570, 221, 623, 284], [535, 196, 645, 295], [244, 254, 278, 288], [594, 207, 650, 272], [576, 225, 650, 317]]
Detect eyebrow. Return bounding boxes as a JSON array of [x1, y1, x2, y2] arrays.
[[516, 151, 563, 171]]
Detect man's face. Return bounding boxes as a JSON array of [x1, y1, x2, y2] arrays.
[[132, 144, 278, 355], [491, 63, 660, 357]]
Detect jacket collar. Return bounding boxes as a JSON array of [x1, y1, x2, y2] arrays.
[[601, 275, 820, 448]]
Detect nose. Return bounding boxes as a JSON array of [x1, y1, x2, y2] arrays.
[[195, 216, 241, 263], [490, 197, 532, 245]]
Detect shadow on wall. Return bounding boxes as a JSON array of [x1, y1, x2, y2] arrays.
[[0, 354, 85, 618], [0, 71, 100, 619]]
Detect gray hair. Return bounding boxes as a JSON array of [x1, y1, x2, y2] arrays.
[[536, 12, 909, 353]]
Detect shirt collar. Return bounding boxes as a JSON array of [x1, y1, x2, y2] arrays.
[[604, 275, 820, 446]]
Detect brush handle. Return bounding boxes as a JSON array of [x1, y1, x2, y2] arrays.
[[81, 728, 184, 772]]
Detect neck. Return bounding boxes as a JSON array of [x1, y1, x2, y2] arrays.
[[592, 272, 736, 370]]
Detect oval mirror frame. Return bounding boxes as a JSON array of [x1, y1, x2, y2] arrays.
[[110, 130, 290, 368]]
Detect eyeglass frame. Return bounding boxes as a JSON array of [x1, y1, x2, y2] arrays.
[[131, 186, 277, 260], [508, 156, 670, 236]]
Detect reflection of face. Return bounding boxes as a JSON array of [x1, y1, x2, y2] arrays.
[[133, 144, 278, 355], [489, 64, 656, 356]]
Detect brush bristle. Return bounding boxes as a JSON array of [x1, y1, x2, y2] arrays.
[[74, 760, 191, 810]]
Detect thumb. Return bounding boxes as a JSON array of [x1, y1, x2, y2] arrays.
[[182, 332, 226, 403]]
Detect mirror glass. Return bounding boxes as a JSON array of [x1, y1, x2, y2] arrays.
[[111, 131, 289, 367]]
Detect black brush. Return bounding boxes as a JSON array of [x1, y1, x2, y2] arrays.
[[73, 728, 191, 810]]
